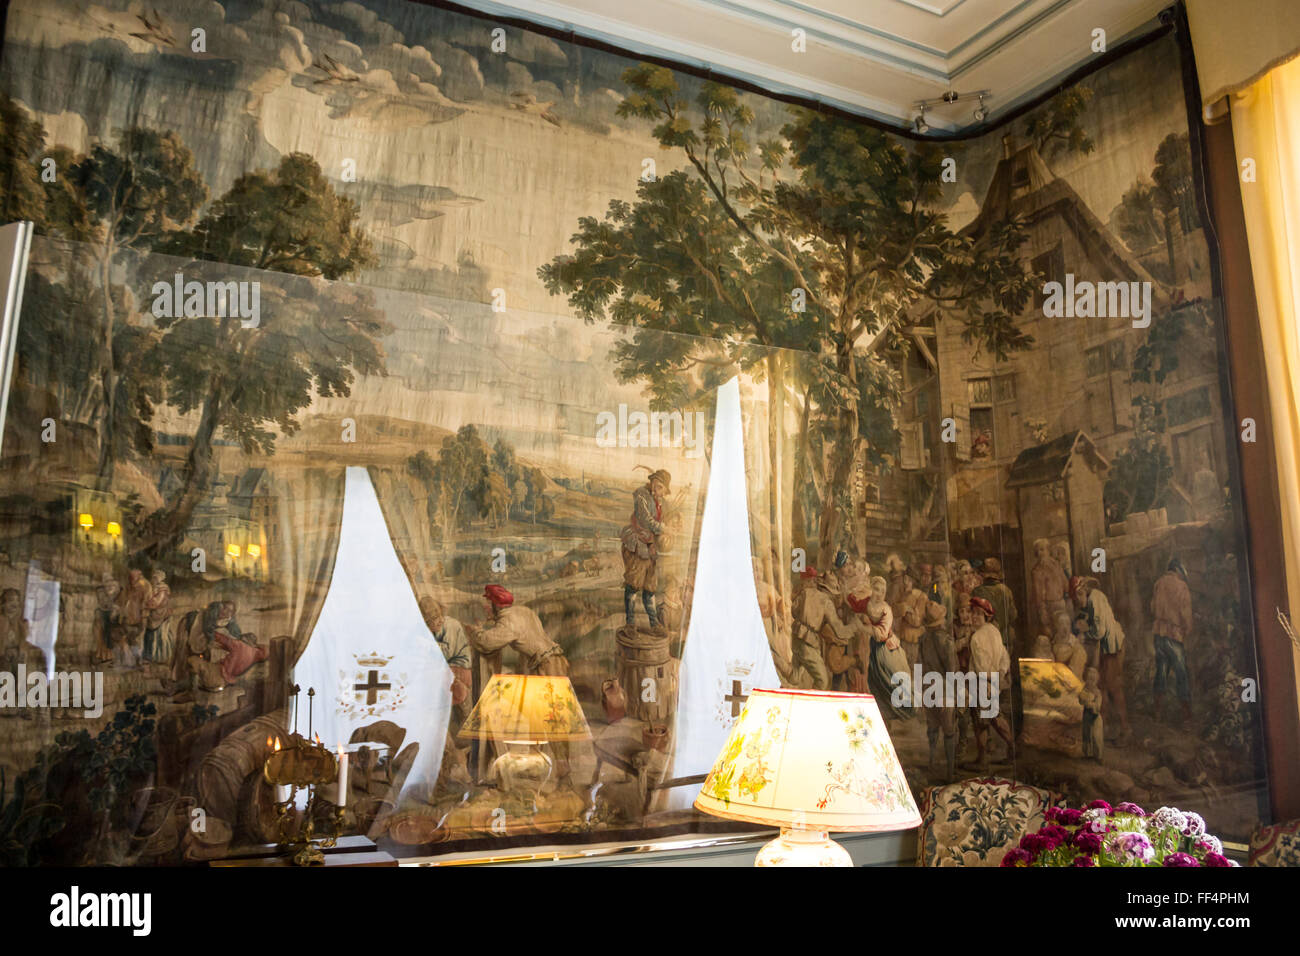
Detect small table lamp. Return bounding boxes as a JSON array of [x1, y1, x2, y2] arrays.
[[695, 688, 921, 866], [458, 674, 591, 809]]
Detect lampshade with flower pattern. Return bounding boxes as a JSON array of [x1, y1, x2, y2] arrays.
[[695, 688, 921, 865], [458, 674, 591, 812], [458, 674, 591, 742]]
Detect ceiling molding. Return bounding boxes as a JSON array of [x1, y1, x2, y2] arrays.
[[453, 0, 1174, 132]]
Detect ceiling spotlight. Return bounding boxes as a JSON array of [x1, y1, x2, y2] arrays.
[[973, 94, 988, 122], [914, 105, 929, 134]]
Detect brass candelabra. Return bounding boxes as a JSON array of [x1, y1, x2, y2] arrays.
[[263, 732, 345, 866]]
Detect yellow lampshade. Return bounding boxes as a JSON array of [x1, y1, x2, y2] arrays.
[[695, 688, 921, 833], [226, 543, 241, 558], [247, 544, 261, 558], [106, 521, 121, 537], [458, 674, 592, 743], [78, 513, 94, 530]]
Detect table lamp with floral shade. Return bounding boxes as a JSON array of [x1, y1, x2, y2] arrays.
[[458, 674, 591, 811], [695, 688, 921, 866]]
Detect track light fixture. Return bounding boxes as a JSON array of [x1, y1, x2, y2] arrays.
[[911, 90, 992, 133]]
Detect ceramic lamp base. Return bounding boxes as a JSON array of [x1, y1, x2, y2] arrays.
[[491, 741, 553, 813], [755, 828, 853, 867]]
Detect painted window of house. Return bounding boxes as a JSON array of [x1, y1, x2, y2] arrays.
[[1032, 245, 1066, 310], [1085, 345, 1107, 378], [1167, 385, 1213, 425], [1086, 337, 1130, 380]]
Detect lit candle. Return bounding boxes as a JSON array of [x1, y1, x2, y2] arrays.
[[336, 746, 349, 808]]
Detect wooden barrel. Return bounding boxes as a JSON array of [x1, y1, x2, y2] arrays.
[[196, 715, 287, 827], [616, 630, 679, 722]]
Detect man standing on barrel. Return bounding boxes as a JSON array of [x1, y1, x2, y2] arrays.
[[621, 469, 670, 635]]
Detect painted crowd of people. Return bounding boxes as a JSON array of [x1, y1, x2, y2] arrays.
[[787, 542, 1196, 779]]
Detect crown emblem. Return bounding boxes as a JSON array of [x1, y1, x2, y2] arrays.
[[355, 651, 391, 669], [725, 659, 753, 677]]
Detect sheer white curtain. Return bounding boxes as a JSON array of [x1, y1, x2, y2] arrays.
[[667, 377, 780, 810], [292, 466, 452, 795]]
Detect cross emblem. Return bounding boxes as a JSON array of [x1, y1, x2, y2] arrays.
[[725, 680, 748, 717], [354, 670, 391, 705]]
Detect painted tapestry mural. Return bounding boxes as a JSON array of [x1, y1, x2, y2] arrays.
[[0, 0, 1269, 864]]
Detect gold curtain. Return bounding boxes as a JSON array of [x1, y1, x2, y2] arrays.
[[1229, 56, 1300, 693], [1186, 0, 1300, 107], [276, 467, 346, 665], [737, 352, 806, 676], [367, 464, 444, 596]]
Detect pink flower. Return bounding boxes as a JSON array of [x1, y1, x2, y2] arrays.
[[1039, 825, 1070, 849], [1072, 856, 1096, 867], [1163, 852, 1200, 867], [1000, 848, 1033, 867], [1203, 852, 1233, 867], [1115, 802, 1146, 817], [1057, 808, 1084, 826], [1087, 799, 1113, 813], [1019, 833, 1050, 855], [1074, 831, 1104, 854], [1105, 831, 1154, 863]]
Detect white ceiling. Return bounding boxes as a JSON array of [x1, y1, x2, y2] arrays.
[[461, 0, 1175, 132]]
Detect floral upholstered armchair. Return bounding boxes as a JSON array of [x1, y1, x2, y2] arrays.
[[916, 777, 1060, 867], [1248, 818, 1300, 866]]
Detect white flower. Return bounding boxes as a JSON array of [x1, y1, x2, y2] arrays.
[[1181, 811, 1206, 837], [1197, 835, 1223, 855], [1152, 807, 1188, 832], [1082, 807, 1109, 834]]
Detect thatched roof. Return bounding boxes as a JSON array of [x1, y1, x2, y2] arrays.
[[1006, 430, 1109, 489]]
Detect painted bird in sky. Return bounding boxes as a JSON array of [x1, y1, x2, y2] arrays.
[[509, 91, 561, 128], [310, 52, 362, 85], [129, 8, 177, 48]]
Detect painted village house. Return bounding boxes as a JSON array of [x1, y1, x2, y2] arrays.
[[926, 133, 1233, 667]]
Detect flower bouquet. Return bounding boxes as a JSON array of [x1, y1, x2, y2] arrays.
[[1000, 800, 1239, 867]]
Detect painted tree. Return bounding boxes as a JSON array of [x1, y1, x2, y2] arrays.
[[58, 130, 209, 479], [1152, 132, 1197, 279], [132, 154, 384, 557], [541, 66, 1039, 645], [0, 98, 185, 467], [1114, 180, 1162, 255], [433, 425, 489, 535], [1024, 87, 1095, 158], [0, 93, 48, 224]]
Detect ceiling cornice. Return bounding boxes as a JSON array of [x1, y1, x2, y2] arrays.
[[452, 0, 1174, 132]]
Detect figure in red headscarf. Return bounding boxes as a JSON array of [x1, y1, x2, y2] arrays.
[[467, 584, 569, 676]]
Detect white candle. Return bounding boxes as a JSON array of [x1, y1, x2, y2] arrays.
[[336, 747, 349, 808], [275, 783, 291, 803]]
